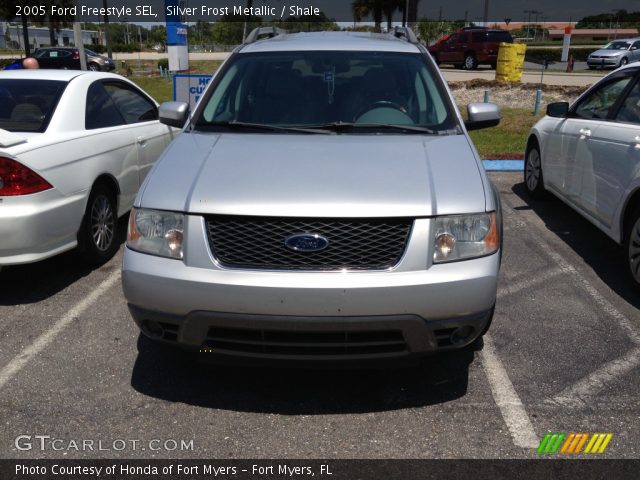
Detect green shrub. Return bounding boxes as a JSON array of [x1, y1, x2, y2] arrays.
[[525, 47, 591, 63], [157, 58, 169, 70], [86, 44, 106, 54]]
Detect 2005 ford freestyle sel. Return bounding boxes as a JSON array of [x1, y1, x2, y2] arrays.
[[122, 28, 503, 362]]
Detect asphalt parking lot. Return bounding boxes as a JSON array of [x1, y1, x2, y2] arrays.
[[0, 172, 638, 459]]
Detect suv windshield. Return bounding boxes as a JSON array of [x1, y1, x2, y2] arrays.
[[196, 51, 458, 133], [0, 80, 67, 133]]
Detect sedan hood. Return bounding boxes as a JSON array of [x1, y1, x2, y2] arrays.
[[139, 132, 486, 218], [590, 49, 624, 57]]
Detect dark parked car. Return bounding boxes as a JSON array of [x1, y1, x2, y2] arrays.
[[428, 27, 513, 70], [33, 47, 115, 72]]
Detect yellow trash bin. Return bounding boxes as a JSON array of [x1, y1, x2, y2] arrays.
[[495, 43, 527, 82]]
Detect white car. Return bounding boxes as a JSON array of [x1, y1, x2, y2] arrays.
[[524, 63, 640, 291], [0, 70, 176, 268]]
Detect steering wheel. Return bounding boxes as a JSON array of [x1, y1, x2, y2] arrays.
[[363, 100, 408, 114]]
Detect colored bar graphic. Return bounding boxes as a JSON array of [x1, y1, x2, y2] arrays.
[[537, 433, 613, 455], [537, 433, 566, 454]]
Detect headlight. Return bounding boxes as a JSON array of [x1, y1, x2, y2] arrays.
[[433, 212, 499, 263], [126, 208, 184, 259]]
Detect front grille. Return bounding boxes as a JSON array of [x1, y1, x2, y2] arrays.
[[205, 327, 407, 356], [205, 216, 413, 271]]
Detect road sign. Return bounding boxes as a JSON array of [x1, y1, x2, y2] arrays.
[[173, 74, 213, 109]]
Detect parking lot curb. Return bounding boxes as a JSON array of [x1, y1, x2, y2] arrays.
[[483, 160, 524, 172]]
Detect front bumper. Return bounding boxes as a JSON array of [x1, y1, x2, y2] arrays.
[[587, 57, 621, 68], [122, 234, 500, 360]]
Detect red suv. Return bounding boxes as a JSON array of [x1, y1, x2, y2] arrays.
[[428, 27, 513, 70]]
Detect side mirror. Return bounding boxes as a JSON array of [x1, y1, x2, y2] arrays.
[[159, 101, 190, 128], [546, 102, 569, 118], [465, 103, 500, 131]]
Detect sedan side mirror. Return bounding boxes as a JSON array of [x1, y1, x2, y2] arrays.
[[159, 101, 190, 128], [547, 102, 569, 118], [465, 103, 501, 131]]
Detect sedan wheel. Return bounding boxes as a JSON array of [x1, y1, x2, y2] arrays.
[[625, 208, 640, 292], [620, 57, 629, 67], [524, 143, 546, 197], [88, 63, 99, 71], [79, 185, 119, 264]]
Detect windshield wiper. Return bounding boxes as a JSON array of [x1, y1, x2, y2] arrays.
[[304, 122, 444, 134], [199, 121, 331, 134]]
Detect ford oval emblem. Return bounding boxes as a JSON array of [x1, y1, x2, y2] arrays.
[[285, 233, 329, 252]]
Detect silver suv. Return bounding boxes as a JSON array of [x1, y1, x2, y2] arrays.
[[122, 27, 503, 362]]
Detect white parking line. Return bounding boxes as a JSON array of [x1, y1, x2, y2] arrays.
[[0, 271, 120, 391], [480, 334, 539, 448], [543, 247, 640, 346], [502, 201, 640, 405], [498, 267, 565, 299], [552, 346, 640, 406]]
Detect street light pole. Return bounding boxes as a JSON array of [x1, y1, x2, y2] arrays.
[[483, 0, 490, 25], [103, 0, 112, 58]]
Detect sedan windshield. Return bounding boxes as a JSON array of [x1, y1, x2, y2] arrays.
[[0, 80, 67, 133], [604, 41, 631, 50], [196, 51, 458, 133]]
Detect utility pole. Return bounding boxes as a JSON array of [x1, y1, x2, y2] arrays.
[[483, 0, 490, 25], [103, 0, 112, 59], [73, 22, 87, 70]]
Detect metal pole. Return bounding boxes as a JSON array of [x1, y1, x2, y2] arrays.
[[102, 0, 112, 58], [483, 0, 490, 25], [73, 22, 87, 70]]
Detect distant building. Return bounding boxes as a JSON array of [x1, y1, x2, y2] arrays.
[[547, 28, 639, 41], [0, 22, 99, 50]]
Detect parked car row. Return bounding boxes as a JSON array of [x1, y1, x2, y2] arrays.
[[1, 27, 639, 366], [3, 47, 116, 72]]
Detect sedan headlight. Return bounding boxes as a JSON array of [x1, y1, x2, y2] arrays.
[[126, 208, 184, 259], [433, 212, 499, 263]]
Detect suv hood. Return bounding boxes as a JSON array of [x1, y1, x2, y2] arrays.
[[139, 132, 486, 218]]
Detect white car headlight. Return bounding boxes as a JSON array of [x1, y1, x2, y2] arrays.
[[127, 208, 184, 259], [433, 212, 499, 263]]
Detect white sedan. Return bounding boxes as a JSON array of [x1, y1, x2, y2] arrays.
[[0, 70, 176, 267], [524, 63, 640, 291]]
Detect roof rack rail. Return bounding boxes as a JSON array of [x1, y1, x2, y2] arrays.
[[244, 27, 287, 44], [392, 26, 419, 44]]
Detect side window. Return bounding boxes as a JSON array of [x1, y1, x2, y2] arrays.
[[615, 81, 640, 124], [103, 83, 158, 123], [458, 33, 468, 43], [633, 41, 640, 51], [446, 34, 458, 44], [472, 32, 486, 43], [574, 76, 632, 120], [85, 81, 125, 129]]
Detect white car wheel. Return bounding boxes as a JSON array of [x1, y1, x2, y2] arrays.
[[625, 208, 640, 291], [524, 143, 546, 197]]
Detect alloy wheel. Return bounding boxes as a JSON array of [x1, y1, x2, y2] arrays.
[[90, 194, 115, 252], [525, 148, 541, 191], [629, 217, 640, 283]]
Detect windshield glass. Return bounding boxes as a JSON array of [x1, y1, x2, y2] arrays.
[[196, 51, 457, 133], [604, 41, 631, 50], [0, 80, 67, 133]]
